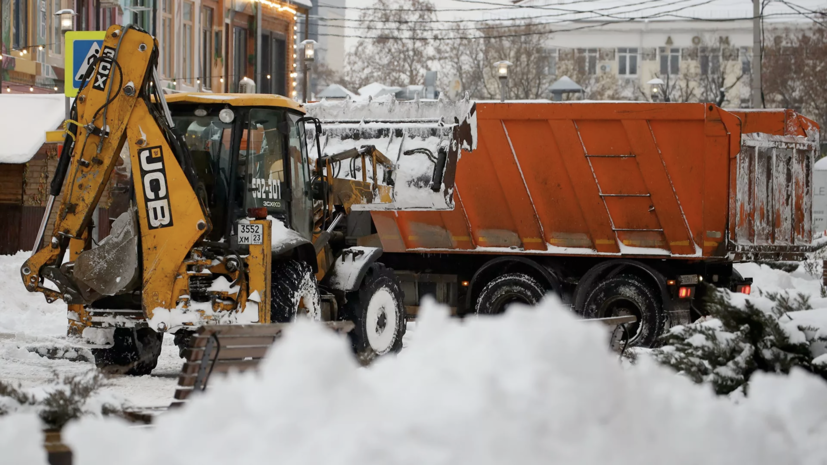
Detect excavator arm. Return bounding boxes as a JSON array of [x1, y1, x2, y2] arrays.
[[21, 25, 208, 318]]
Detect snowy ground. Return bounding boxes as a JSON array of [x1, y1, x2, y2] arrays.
[[2, 252, 827, 463], [0, 251, 418, 410]]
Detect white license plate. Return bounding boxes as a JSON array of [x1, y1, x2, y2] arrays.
[[238, 223, 263, 245]]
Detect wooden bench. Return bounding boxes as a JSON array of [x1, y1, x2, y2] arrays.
[[172, 322, 354, 405]]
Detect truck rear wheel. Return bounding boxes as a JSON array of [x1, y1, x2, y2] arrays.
[[344, 263, 406, 360], [475, 273, 546, 315], [91, 327, 163, 376], [271, 260, 321, 322], [582, 275, 664, 347]]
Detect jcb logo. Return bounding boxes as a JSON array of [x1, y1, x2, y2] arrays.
[[92, 46, 116, 92], [139, 147, 174, 229]]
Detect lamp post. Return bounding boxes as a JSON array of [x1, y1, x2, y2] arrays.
[[300, 39, 316, 104], [56, 8, 77, 118], [493, 60, 511, 102], [647, 78, 665, 103]]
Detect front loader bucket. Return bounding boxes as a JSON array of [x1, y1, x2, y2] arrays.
[[306, 96, 477, 211]]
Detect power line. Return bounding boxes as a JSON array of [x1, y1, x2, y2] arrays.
[[302, 11, 811, 34], [777, 0, 827, 29], [305, 12, 815, 41]]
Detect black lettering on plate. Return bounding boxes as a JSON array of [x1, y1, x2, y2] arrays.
[[138, 146, 174, 229], [92, 46, 116, 92]]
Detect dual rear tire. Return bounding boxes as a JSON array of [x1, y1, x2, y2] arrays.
[[472, 271, 664, 348]]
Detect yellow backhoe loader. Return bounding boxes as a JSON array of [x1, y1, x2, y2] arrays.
[[20, 25, 475, 374]]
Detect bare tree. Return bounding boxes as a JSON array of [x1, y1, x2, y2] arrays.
[[763, 23, 827, 145], [477, 21, 556, 100], [342, 0, 440, 90], [440, 23, 487, 99]]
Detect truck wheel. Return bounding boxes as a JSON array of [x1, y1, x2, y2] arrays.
[[582, 275, 664, 347], [475, 273, 546, 315], [271, 260, 321, 322], [91, 327, 163, 376], [344, 263, 406, 359]]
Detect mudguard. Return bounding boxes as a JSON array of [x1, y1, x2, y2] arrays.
[[322, 247, 383, 292]]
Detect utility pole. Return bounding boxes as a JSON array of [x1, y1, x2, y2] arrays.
[[751, 0, 762, 108]]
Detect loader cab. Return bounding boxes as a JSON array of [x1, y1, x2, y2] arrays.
[[165, 94, 314, 243]]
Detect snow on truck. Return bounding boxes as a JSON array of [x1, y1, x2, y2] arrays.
[[309, 101, 822, 347]]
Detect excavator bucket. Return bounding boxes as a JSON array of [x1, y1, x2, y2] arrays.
[[305, 96, 477, 211]]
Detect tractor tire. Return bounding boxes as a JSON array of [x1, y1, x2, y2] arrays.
[[475, 273, 546, 315], [343, 263, 406, 361], [271, 260, 321, 322], [91, 327, 163, 376], [582, 274, 664, 348]]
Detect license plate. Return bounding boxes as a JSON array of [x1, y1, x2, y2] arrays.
[[238, 223, 263, 245]]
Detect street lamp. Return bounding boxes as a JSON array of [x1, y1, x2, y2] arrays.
[[300, 39, 317, 103], [647, 78, 665, 102], [56, 9, 77, 32], [493, 60, 512, 102], [56, 9, 77, 117]]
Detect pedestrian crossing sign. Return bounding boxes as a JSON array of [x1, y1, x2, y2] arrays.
[[64, 31, 107, 98]]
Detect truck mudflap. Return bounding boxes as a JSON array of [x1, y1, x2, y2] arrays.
[[729, 128, 822, 261]]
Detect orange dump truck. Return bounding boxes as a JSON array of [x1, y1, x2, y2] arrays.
[[311, 102, 821, 346]]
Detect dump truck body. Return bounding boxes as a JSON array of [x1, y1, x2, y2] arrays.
[[369, 102, 818, 260]]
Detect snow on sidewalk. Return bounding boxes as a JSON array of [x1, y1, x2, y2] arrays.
[[56, 299, 827, 465], [0, 252, 180, 409]]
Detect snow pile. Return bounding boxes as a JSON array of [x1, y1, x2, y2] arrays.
[[0, 251, 66, 337], [0, 414, 48, 465], [65, 299, 827, 464]]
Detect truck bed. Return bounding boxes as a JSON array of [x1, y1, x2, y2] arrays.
[[370, 102, 820, 261]]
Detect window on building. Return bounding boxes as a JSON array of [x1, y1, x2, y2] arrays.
[[183, 2, 194, 85], [50, 0, 61, 54], [618, 48, 638, 76], [233, 27, 247, 92], [161, 0, 174, 79], [699, 47, 721, 76], [740, 47, 751, 74], [201, 6, 214, 89], [125, 0, 151, 31], [659, 47, 680, 75], [13, 0, 28, 51], [576, 48, 598, 75]]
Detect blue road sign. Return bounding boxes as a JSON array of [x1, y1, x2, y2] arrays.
[[64, 31, 106, 97]]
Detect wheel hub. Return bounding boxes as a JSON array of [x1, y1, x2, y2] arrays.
[[376, 310, 387, 334]]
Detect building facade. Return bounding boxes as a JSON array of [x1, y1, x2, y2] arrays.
[[1, 0, 308, 97], [512, 0, 819, 107]]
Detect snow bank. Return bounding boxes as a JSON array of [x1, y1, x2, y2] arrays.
[[0, 413, 48, 465], [0, 251, 66, 338], [66, 299, 827, 464]]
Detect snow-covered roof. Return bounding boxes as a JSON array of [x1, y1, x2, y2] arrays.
[[358, 82, 403, 98], [0, 94, 65, 164], [502, 0, 823, 24], [317, 84, 356, 99]]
